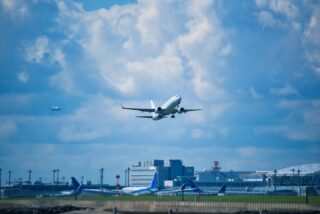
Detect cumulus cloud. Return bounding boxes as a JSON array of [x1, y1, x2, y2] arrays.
[[270, 83, 298, 96], [53, 0, 230, 100], [255, 0, 300, 31], [24, 36, 50, 63], [0, 0, 29, 18], [257, 11, 282, 28], [17, 71, 29, 83], [0, 120, 17, 139], [257, 99, 320, 142], [250, 87, 263, 99], [303, 4, 320, 75]]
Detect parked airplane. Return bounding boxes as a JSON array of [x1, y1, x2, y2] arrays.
[[72, 173, 158, 196], [121, 172, 158, 195], [156, 183, 187, 196], [71, 177, 118, 196], [187, 179, 226, 196], [51, 106, 61, 111], [37, 177, 83, 197], [121, 95, 201, 120]]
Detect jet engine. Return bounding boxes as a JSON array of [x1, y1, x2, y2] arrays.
[[178, 107, 185, 114], [156, 107, 162, 113]]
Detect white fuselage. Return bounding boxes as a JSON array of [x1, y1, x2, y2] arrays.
[[152, 95, 181, 120], [121, 186, 155, 196]]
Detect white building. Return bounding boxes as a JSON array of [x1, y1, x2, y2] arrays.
[[129, 161, 157, 187]]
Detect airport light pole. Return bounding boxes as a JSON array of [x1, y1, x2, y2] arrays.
[[52, 169, 56, 184], [56, 169, 60, 185], [28, 170, 32, 185], [0, 168, 2, 192], [297, 169, 301, 196], [273, 169, 277, 193], [127, 168, 130, 187], [291, 168, 295, 185], [8, 170, 11, 188], [100, 168, 104, 189]]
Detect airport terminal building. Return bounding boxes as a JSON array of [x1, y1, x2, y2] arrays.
[[128, 160, 320, 190], [128, 160, 194, 188]]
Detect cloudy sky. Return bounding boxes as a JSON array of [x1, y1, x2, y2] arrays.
[[0, 0, 319, 185]]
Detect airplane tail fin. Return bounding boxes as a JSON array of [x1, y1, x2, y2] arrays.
[[187, 179, 201, 192], [149, 172, 158, 189], [150, 100, 156, 109], [217, 184, 227, 194], [180, 183, 187, 191], [71, 177, 83, 193]]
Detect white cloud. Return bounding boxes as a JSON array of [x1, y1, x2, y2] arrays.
[[257, 11, 281, 28], [209, 102, 232, 120], [52, 0, 230, 101], [17, 71, 29, 83], [270, 83, 298, 96], [190, 128, 212, 139], [303, 4, 320, 75], [0, 120, 17, 139], [25, 36, 50, 63], [255, 0, 300, 31], [257, 99, 320, 142], [269, 0, 298, 18], [0, 0, 29, 18], [250, 87, 263, 99]]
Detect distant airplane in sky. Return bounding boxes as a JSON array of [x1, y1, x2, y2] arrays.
[[51, 106, 61, 111], [121, 95, 201, 120]]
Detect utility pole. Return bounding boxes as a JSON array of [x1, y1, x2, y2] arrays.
[[127, 168, 130, 187], [56, 169, 60, 185], [124, 169, 127, 186], [0, 168, 2, 192], [28, 170, 32, 185], [297, 169, 301, 195], [8, 171, 11, 188], [52, 169, 56, 185], [273, 169, 277, 193], [100, 168, 104, 188]]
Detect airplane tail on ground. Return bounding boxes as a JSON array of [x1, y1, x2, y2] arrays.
[[149, 172, 158, 190], [71, 177, 83, 194], [217, 184, 227, 194], [187, 179, 201, 193]]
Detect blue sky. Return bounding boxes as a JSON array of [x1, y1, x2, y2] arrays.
[[0, 0, 319, 185]]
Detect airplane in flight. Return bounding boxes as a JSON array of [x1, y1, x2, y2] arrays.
[[121, 95, 201, 120], [51, 106, 61, 111], [186, 179, 226, 196]]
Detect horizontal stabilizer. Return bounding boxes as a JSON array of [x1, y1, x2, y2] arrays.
[[136, 116, 153, 119]]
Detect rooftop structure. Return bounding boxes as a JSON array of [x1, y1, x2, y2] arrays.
[[266, 163, 320, 177]]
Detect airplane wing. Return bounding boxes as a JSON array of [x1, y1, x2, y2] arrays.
[[82, 188, 119, 195], [183, 108, 201, 112], [121, 104, 155, 113], [136, 116, 153, 119]]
